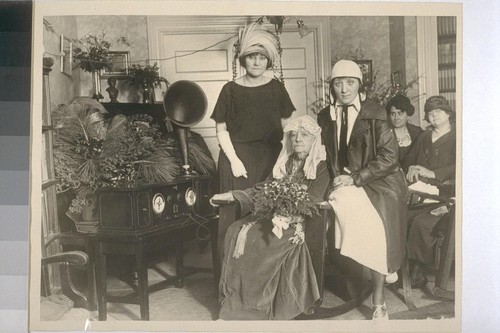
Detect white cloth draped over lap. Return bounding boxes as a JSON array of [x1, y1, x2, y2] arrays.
[[329, 185, 389, 275]]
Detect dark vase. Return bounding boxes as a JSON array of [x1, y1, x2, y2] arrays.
[[142, 84, 155, 104]]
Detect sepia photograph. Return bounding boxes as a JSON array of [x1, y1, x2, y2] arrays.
[[29, 1, 462, 332]]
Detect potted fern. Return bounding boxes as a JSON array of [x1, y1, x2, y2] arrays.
[[128, 62, 169, 103]]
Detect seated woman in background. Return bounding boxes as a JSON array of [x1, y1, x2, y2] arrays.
[[386, 94, 422, 167], [211, 115, 329, 320], [403, 95, 456, 288]]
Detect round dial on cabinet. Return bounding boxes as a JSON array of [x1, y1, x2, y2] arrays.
[[152, 193, 166, 214], [185, 187, 197, 207]]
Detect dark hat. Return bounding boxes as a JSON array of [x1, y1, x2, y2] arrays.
[[424, 95, 453, 114]]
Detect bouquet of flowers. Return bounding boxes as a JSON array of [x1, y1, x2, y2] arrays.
[[128, 62, 169, 89], [252, 175, 318, 240], [73, 33, 112, 73]]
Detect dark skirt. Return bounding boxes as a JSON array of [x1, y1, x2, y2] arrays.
[[217, 141, 281, 193], [219, 216, 320, 320], [407, 207, 441, 265]]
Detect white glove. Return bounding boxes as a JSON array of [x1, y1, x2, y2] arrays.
[[217, 130, 248, 178]]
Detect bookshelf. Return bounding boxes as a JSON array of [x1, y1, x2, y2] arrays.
[[437, 17, 457, 111]]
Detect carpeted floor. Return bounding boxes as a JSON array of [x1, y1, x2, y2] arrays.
[[56, 239, 455, 322]]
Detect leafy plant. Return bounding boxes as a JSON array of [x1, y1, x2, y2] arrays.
[[128, 62, 169, 89], [73, 33, 112, 73], [52, 98, 215, 215], [365, 73, 422, 106]]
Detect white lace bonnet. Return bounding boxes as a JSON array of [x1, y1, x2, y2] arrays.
[[272, 115, 326, 180]]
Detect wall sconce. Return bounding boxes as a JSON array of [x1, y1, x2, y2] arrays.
[[296, 19, 312, 38]]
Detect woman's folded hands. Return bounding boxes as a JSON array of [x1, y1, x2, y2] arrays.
[[407, 165, 436, 182]]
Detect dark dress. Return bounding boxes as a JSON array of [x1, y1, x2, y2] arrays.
[[218, 161, 329, 320], [397, 123, 423, 168], [404, 127, 456, 265], [211, 79, 295, 192]]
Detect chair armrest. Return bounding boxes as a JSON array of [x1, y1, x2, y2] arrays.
[[211, 198, 236, 206], [41, 251, 89, 267], [317, 201, 332, 210], [408, 190, 455, 211], [41, 250, 91, 309]]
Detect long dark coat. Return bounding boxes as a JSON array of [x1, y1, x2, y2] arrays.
[[317, 99, 408, 273]]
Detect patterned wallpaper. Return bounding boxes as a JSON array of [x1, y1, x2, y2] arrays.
[[329, 16, 391, 88], [76, 16, 149, 103]]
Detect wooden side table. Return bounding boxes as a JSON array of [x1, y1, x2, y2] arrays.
[[95, 216, 218, 320]]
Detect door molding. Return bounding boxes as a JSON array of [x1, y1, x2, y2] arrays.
[[416, 16, 439, 127]]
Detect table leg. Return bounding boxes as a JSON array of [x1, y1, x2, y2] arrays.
[[136, 246, 149, 320], [86, 240, 97, 312], [95, 246, 107, 321], [175, 242, 184, 288]]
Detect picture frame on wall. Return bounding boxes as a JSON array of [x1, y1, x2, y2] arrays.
[[60, 34, 72, 76], [354, 59, 373, 88], [391, 70, 402, 88], [101, 51, 130, 78]]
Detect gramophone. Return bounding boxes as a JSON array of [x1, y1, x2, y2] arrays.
[[163, 80, 208, 177], [96, 80, 214, 234]]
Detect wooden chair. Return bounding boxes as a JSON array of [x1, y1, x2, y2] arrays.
[[214, 199, 416, 319], [41, 250, 92, 309], [407, 189, 456, 300]]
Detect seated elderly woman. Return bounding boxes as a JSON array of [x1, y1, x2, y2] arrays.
[[386, 94, 423, 167], [403, 95, 456, 288], [211, 115, 329, 320]]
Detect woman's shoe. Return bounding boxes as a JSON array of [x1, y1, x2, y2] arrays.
[[386, 272, 398, 284], [372, 302, 389, 321]]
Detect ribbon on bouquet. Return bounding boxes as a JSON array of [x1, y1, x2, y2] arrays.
[[232, 221, 257, 259]]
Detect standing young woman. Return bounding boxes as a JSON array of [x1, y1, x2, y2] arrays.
[[211, 22, 296, 193]]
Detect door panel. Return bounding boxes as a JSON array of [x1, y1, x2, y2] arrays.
[[160, 33, 237, 162]]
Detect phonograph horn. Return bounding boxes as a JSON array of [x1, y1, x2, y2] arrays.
[[163, 80, 208, 176]]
